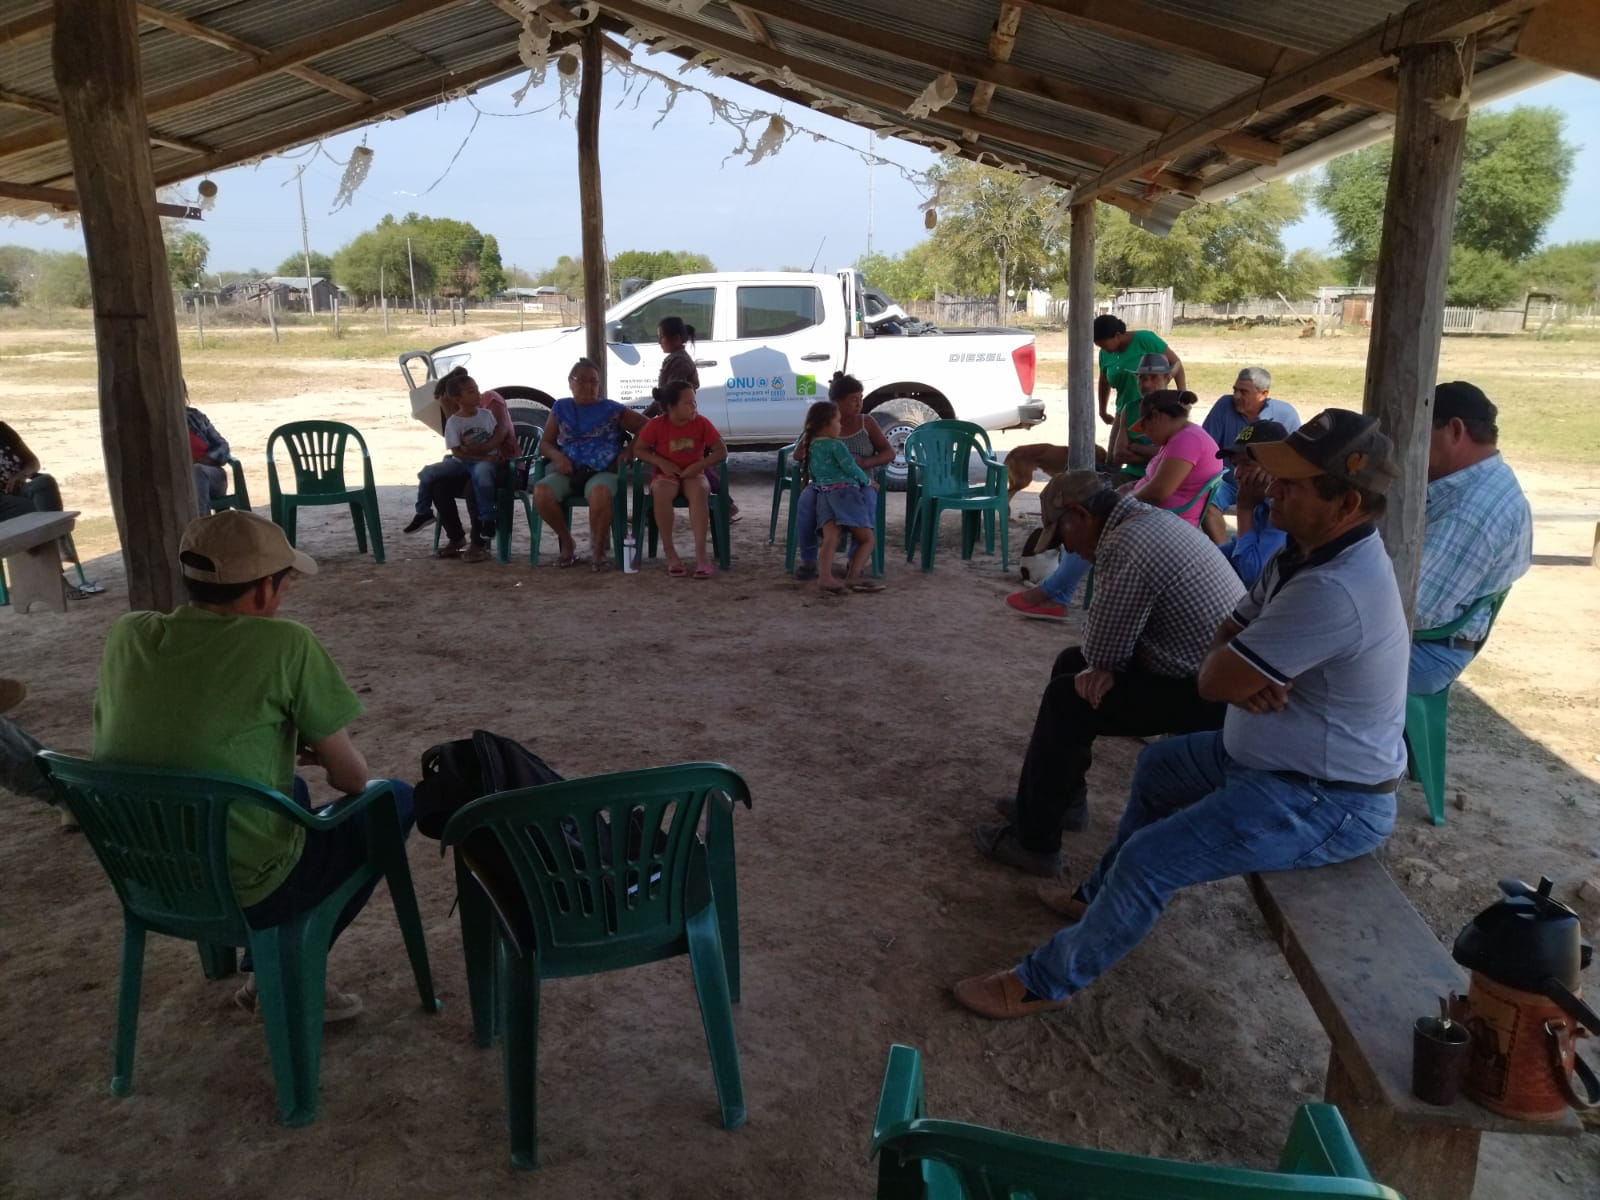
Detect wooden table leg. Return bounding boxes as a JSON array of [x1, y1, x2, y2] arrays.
[[1325, 1049, 1480, 1200], [7, 545, 67, 613]]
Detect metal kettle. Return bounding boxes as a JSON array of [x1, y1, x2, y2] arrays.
[[1453, 876, 1592, 994]]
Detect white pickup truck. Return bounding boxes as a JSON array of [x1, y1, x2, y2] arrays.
[[399, 270, 1042, 487]]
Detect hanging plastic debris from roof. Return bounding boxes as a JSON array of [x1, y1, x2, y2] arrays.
[[904, 73, 957, 120], [329, 145, 373, 211]]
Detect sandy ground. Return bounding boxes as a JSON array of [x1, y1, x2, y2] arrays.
[[1, 329, 1598, 1197]]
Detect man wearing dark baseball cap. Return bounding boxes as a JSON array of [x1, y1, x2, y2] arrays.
[[1411, 381, 1531, 694], [93, 510, 418, 1023], [955, 407, 1408, 1021], [1213, 420, 1289, 586]]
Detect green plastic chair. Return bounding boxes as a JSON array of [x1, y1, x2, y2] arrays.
[[903, 421, 1010, 573], [528, 451, 630, 569], [211, 457, 254, 514], [627, 458, 734, 571], [430, 429, 543, 564], [1405, 588, 1511, 826], [33, 752, 440, 1127], [870, 1045, 1402, 1199], [266, 421, 385, 563], [768, 441, 887, 578], [1080, 472, 1226, 611], [440, 763, 751, 1169]]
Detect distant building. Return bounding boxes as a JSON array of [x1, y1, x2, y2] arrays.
[[248, 275, 341, 311]]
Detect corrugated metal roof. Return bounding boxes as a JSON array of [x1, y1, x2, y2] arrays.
[[0, 0, 1562, 234]]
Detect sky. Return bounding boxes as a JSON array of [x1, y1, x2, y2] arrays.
[[4, 57, 1598, 279]]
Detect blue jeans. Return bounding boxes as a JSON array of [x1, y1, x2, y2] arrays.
[[1409, 641, 1475, 696], [796, 482, 877, 564], [240, 776, 417, 962], [1016, 731, 1395, 1000], [1039, 551, 1092, 606], [419, 457, 498, 523]]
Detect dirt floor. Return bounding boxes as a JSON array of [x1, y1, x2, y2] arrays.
[[1, 326, 1598, 1197]]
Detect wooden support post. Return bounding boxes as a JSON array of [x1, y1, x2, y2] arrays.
[[1067, 200, 1097, 471], [194, 296, 204, 348], [267, 291, 279, 343], [577, 24, 607, 394], [53, 0, 192, 612], [1363, 40, 1474, 624]]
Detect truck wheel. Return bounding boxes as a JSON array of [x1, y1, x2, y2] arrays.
[[497, 387, 552, 434], [870, 397, 941, 492]]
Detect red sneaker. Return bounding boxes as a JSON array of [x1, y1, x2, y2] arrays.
[[1006, 592, 1066, 621]]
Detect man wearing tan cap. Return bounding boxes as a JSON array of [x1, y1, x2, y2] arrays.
[[957, 410, 1408, 1019], [93, 510, 411, 1021]]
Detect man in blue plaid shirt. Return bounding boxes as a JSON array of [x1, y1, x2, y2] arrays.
[[1411, 382, 1532, 695]]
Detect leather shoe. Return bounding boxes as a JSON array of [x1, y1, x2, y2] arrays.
[[972, 821, 1060, 878], [1035, 880, 1088, 922], [953, 969, 1069, 1019], [992, 795, 1088, 833]]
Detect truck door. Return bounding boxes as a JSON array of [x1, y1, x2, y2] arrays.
[[606, 284, 720, 421], [720, 282, 836, 438]]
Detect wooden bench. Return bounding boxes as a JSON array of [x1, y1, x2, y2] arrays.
[[1249, 855, 1579, 1200], [0, 510, 78, 613]]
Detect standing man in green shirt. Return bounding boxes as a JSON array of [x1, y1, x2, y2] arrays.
[[93, 509, 414, 1022], [1094, 315, 1185, 480]]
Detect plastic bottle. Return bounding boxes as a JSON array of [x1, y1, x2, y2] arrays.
[[622, 529, 638, 573]]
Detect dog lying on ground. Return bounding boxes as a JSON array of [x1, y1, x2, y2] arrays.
[[1004, 443, 1108, 503]]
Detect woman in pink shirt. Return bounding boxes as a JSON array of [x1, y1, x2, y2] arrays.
[[1126, 390, 1223, 527]]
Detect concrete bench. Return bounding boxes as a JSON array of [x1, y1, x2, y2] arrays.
[[0, 510, 78, 613], [1249, 855, 1578, 1200]]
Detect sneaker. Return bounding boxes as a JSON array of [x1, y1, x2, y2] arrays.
[[993, 795, 1087, 833], [403, 512, 435, 534], [233, 976, 365, 1023], [793, 562, 818, 581], [1006, 592, 1066, 621], [462, 542, 489, 563], [971, 821, 1061, 878]]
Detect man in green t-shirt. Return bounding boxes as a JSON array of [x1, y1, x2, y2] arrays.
[[1094, 315, 1185, 479], [93, 510, 413, 1022]]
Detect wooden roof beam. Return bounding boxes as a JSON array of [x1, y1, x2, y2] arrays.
[[1515, 0, 1600, 81], [136, 5, 374, 104], [602, 0, 1202, 193], [1016, 0, 1398, 111], [0, 179, 201, 220], [0, 87, 213, 157], [965, 3, 1024, 143], [0, 9, 52, 47], [0, 0, 473, 161], [1070, 0, 1549, 206]]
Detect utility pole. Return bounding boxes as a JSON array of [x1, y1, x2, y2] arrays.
[[866, 133, 875, 257], [406, 236, 418, 313], [295, 166, 314, 315]]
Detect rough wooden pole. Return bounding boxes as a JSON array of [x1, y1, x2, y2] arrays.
[[1066, 200, 1097, 470], [1363, 39, 1474, 626], [577, 25, 607, 395], [54, 0, 192, 612]]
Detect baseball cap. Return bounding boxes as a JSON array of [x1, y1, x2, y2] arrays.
[[1246, 408, 1397, 493], [1434, 380, 1497, 425], [1132, 353, 1172, 376], [179, 510, 317, 584], [1217, 418, 1290, 459], [1036, 469, 1108, 550]]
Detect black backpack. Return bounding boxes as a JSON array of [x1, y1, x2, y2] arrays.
[[414, 729, 564, 840]]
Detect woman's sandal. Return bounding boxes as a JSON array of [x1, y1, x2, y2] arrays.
[[667, 562, 688, 577], [556, 551, 580, 568], [849, 581, 886, 593], [692, 563, 715, 579], [591, 556, 613, 573], [818, 582, 848, 596]]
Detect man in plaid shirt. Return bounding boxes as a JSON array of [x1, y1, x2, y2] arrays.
[[973, 471, 1244, 878], [956, 410, 1407, 1020], [1411, 381, 1531, 695]]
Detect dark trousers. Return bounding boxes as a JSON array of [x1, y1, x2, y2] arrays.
[[240, 777, 416, 965], [0, 473, 63, 521], [1013, 646, 1224, 853], [429, 472, 494, 545]]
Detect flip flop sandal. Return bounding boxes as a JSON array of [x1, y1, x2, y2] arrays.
[[591, 557, 613, 573], [818, 583, 848, 596], [667, 563, 688, 577], [692, 564, 715, 579], [556, 552, 581, 568], [849, 581, 886, 593]]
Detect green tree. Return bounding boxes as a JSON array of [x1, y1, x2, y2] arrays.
[[164, 228, 209, 290], [1446, 246, 1522, 308], [35, 251, 93, 309], [0, 244, 43, 302], [1522, 240, 1600, 305], [535, 255, 585, 295], [608, 249, 716, 286], [855, 243, 945, 300], [925, 160, 1060, 308], [505, 264, 537, 288], [1316, 105, 1575, 283], [275, 250, 335, 281], [477, 234, 507, 299]]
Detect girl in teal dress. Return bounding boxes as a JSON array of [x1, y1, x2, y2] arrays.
[[797, 400, 883, 595]]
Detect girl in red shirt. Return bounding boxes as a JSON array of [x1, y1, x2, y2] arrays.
[[633, 381, 729, 578]]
